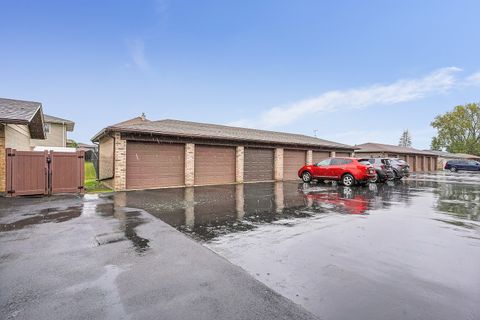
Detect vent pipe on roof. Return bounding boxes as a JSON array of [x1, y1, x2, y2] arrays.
[[141, 113, 146, 121]]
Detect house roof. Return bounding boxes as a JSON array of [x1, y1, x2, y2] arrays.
[[453, 153, 480, 159], [44, 114, 75, 131], [92, 118, 355, 150], [0, 97, 45, 139], [112, 115, 150, 127], [77, 142, 96, 148], [427, 150, 480, 159], [355, 142, 438, 156]]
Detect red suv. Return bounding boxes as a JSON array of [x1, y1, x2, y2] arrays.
[[298, 157, 376, 186]]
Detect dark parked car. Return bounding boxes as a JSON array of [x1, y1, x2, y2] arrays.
[[444, 159, 480, 172], [362, 158, 395, 182], [298, 157, 377, 187], [389, 158, 410, 179]]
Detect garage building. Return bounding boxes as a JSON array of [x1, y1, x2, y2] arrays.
[[354, 142, 438, 172], [91, 117, 355, 191]]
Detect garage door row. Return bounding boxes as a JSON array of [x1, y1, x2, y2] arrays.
[[125, 142, 336, 189], [405, 155, 435, 172]]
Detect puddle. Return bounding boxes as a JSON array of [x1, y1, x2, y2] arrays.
[[0, 206, 82, 232], [93, 202, 151, 254], [115, 177, 480, 242]]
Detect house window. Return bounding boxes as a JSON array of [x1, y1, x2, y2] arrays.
[[44, 123, 50, 134]]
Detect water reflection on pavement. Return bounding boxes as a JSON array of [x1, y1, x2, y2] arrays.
[[117, 172, 480, 320], [1, 171, 478, 320]]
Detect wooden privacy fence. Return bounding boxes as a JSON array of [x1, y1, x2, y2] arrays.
[[5, 148, 84, 197]]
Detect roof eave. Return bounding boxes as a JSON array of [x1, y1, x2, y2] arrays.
[[107, 126, 356, 150], [91, 127, 112, 143], [0, 118, 30, 125]]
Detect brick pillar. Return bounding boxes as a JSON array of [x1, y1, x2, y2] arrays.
[[274, 182, 284, 213], [235, 184, 244, 219], [185, 143, 195, 186], [184, 187, 195, 228], [274, 148, 284, 181], [114, 132, 126, 191], [0, 125, 5, 193], [306, 150, 313, 165], [236, 146, 244, 183], [330, 151, 336, 157], [423, 156, 428, 172]]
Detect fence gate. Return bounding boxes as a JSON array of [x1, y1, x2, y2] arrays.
[[50, 151, 85, 194], [6, 148, 84, 197], [6, 149, 49, 196]]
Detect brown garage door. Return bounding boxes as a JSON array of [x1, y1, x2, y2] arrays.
[[313, 151, 330, 164], [126, 142, 185, 189], [195, 145, 236, 185], [244, 147, 274, 182], [336, 152, 351, 157], [284, 150, 306, 180], [416, 156, 423, 172], [407, 156, 416, 171]]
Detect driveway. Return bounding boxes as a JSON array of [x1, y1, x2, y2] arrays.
[[0, 195, 316, 320], [1, 172, 479, 320]]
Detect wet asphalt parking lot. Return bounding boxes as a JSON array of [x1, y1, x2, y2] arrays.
[[1, 171, 479, 320]]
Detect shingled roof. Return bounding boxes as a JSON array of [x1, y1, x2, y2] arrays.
[[92, 118, 354, 150], [426, 150, 480, 160], [0, 97, 45, 139], [355, 142, 438, 156], [44, 114, 75, 131]]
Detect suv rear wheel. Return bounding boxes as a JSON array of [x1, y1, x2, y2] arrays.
[[341, 174, 355, 187], [450, 167, 457, 172]]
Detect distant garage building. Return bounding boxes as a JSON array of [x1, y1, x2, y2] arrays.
[[426, 150, 480, 170], [354, 142, 438, 172], [91, 117, 355, 191]]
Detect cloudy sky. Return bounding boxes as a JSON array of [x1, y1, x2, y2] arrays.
[[1, 0, 479, 149]]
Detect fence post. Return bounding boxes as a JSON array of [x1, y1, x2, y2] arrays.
[[45, 150, 50, 195], [6, 148, 15, 197], [78, 150, 85, 194]]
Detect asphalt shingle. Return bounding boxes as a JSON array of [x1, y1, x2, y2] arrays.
[[93, 118, 355, 150]]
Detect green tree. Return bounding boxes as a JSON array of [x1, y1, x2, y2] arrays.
[[398, 129, 412, 147], [431, 102, 480, 155], [66, 139, 78, 148]]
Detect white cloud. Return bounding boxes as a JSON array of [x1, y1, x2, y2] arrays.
[[464, 71, 480, 86], [229, 67, 474, 129], [126, 38, 150, 70]]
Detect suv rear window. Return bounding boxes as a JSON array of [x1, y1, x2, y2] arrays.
[[331, 158, 352, 165], [448, 160, 466, 164]]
